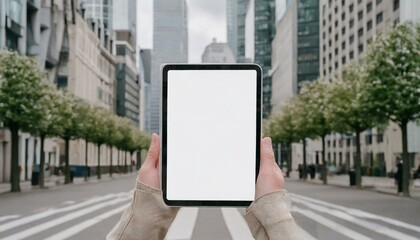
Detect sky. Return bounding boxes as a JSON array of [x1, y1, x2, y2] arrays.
[[138, 0, 227, 63]]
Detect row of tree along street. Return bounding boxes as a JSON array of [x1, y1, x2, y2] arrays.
[[0, 51, 150, 192], [266, 23, 420, 197]]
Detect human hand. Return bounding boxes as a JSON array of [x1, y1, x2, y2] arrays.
[[137, 133, 160, 189], [255, 137, 285, 199]]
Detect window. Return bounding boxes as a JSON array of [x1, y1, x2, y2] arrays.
[[335, 48, 339, 55], [323, 32, 326, 39], [377, 132, 384, 143], [323, 44, 326, 51], [367, 2, 372, 13], [342, 41, 346, 49], [335, 34, 338, 41], [358, 0, 362, 3], [376, 12, 383, 24], [323, 58, 326, 64], [335, 7, 338, 13], [329, 14, 332, 21], [342, 13, 345, 21], [350, 51, 354, 59], [349, 34, 354, 43], [335, 61, 338, 69], [335, 20, 338, 27], [329, 26, 332, 33], [342, 0, 345, 6], [365, 134, 372, 145], [328, 140, 331, 147], [358, 28, 364, 37], [349, 4, 354, 12], [367, 20, 373, 30], [358, 10, 363, 20], [329, 40, 332, 47], [323, 19, 326, 26], [342, 56, 346, 64], [358, 44, 364, 53], [329, 53, 332, 59], [377, 0, 382, 5], [393, 0, 399, 11], [346, 139, 351, 146], [349, 19, 354, 28], [342, 27, 346, 34], [394, 18, 400, 25], [329, 67, 332, 73], [323, 70, 327, 75]]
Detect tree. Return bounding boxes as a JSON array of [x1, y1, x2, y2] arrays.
[[365, 22, 420, 196], [76, 101, 94, 181], [29, 85, 64, 188], [293, 80, 332, 182], [265, 103, 299, 177], [56, 92, 84, 184], [105, 115, 123, 177], [0, 51, 45, 192], [116, 119, 134, 173], [90, 107, 108, 179], [327, 63, 385, 188]]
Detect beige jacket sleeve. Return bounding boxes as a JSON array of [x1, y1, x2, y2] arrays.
[[244, 190, 302, 240], [106, 181, 179, 240]]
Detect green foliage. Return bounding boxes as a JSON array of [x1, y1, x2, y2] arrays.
[[365, 22, 420, 125], [327, 63, 385, 134], [294, 79, 332, 140], [55, 91, 84, 140], [0, 51, 46, 131], [266, 102, 299, 144]]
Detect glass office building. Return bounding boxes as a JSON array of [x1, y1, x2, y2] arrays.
[[254, 0, 276, 118], [296, 0, 319, 91]]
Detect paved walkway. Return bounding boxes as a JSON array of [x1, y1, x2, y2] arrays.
[[0, 172, 137, 194], [289, 171, 420, 199]]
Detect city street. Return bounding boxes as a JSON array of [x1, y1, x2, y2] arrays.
[[0, 176, 419, 240]]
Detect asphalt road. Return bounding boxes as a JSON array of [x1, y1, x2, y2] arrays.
[[0, 175, 419, 240]]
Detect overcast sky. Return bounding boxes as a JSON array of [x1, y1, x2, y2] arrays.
[[138, 0, 227, 63]]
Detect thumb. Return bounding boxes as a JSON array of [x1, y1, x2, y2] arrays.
[[144, 133, 160, 168], [260, 137, 275, 170]]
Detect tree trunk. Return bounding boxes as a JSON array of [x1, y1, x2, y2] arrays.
[[85, 139, 89, 181], [286, 142, 292, 178], [355, 131, 362, 188], [39, 135, 46, 188], [110, 146, 113, 177], [97, 144, 101, 180], [302, 139, 307, 180], [137, 149, 141, 170], [124, 151, 127, 173], [117, 149, 120, 173], [400, 122, 410, 197], [322, 136, 327, 185], [64, 137, 71, 184], [10, 125, 20, 192], [129, 151, 134, 173]]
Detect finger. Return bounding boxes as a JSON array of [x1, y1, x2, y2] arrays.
[[144, 133, 160, 169], [260, 137, 275, 171]]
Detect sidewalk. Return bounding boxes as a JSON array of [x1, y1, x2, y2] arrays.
[[0, 172, 137, 195], [289, 172, 420, 199]]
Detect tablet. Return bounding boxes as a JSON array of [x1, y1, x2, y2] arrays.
[[161, 64, 261, 206]]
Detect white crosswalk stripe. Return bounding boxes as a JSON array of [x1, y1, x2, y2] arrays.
[[0, 191, 419, 240]]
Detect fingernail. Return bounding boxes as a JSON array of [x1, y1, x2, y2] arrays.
[[264, 137, 272, 148]]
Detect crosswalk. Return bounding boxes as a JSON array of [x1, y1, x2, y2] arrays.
[[0, 191, 419, 240]]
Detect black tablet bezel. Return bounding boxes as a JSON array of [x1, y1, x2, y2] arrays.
[[161, 64, 262, 207]]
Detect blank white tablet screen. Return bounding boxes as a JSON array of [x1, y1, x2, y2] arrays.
[[167, 69, 257, 201]]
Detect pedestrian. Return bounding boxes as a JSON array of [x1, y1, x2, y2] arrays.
[[395, 160, 403, 194], [298, 164, 303, 179], [107, 135, 301, 240]]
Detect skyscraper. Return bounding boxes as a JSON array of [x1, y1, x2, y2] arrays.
[[237, 0, 250, 63], [148, 0, 188, 133], [245, 0, 276, 118], [82, 0, 113, 34], [202, 38, 236, 63], [226, 0, 238, 59]]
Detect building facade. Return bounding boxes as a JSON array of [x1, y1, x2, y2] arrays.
[[245, 0, 276, 118], [201, 38, 236, 63], [227, 0, 238, 59], [0, 0, 65, 182], [320, 0, 420, 174], [237, 0, 250, 63], [140, 49, 152, 132], [82, 0, 114, 49], [148, 0, 188, 134]]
